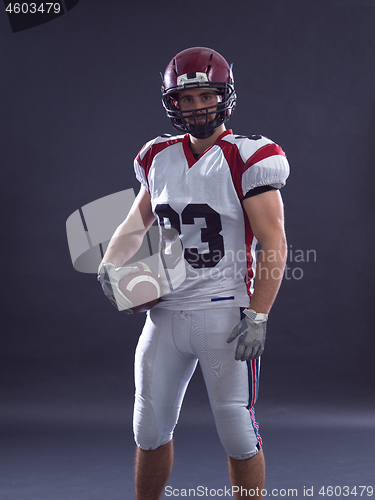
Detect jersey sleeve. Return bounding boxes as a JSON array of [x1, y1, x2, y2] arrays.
[[133, 134, 184, 193], [240, 139, 290, 198], [134, 156, 149, 192], [133, 138, 156, 193]]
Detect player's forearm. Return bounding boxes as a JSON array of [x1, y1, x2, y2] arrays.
[[101, 227, 146, 269], [100, 189, 154, 270], [249, 235, 287, 314]]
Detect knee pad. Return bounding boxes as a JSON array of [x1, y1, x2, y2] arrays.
[[212, 404, 262, 460], [134, 425, 172, 451], [133, 397, 175, 451]]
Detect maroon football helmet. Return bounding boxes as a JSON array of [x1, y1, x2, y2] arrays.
[[161, 47, 237, 139]]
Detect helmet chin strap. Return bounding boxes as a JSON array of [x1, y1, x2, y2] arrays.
[[188, 125, 218, 139]]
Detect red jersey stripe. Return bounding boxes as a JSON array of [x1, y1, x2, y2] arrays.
[[244, 143, 285, 171]]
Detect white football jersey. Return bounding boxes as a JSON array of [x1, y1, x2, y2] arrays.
[[134, 130, 289, 310]]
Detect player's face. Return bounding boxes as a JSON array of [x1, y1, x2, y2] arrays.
[[177, 88, 222, 125]]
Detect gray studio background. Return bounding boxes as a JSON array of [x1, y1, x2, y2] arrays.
[[1, 0, 375, 497]]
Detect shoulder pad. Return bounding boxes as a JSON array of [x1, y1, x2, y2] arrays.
[[221, 134, 275, 163], [138, 134, 184, 161]]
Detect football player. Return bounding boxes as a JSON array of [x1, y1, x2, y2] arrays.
[[98, 47, 289, 500]]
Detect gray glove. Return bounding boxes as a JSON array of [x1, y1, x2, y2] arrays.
[[227, 309, 268, 361], [97, 262, 139, 313]]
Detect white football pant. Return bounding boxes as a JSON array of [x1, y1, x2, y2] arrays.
[[133, 307, 262, 459]]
